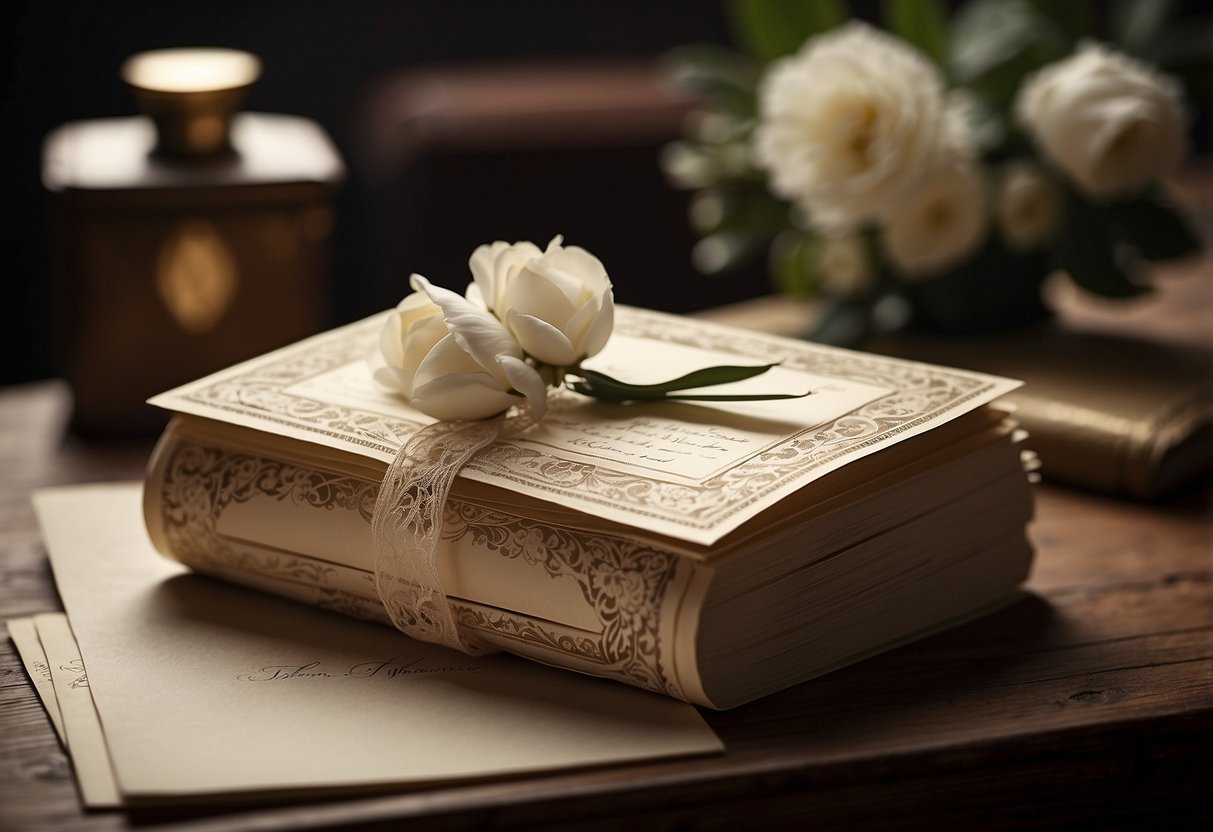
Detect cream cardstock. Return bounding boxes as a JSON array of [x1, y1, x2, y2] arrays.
[[149, 307, 1020, 545], [7, 617, 66, 744], [33, 613, 122, 808], [33, 483, 722, 801]]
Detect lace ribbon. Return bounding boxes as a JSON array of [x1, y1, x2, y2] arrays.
[[371, 411, 533, 654]]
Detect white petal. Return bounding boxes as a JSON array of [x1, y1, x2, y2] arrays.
[[464, 281, 487, 310], [413, 333, 490, 391], [579, 288, 614, 359], [468, 241, 507, 303], [504, 268, 577, 328], [507, 310, 578, 367], [563, 299, 598, 352], [526, 266, 584, 305], [489, 241, 542, 311], [395, 289, 436, 322], [540, 244, 610, 296], [468, 241, 514, 313], [498, 354, 548, 421], [411, 374, 517, 421], [411, 275, 522, 383], [400, 315, 450, 388], [377, 310, 406, 366]]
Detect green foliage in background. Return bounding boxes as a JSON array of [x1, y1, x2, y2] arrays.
[[662, 0, 1210, 342]]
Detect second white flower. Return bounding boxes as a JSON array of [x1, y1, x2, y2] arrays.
[[470, 235, 615, 368]]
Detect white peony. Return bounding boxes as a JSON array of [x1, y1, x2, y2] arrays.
[[752, 22, 951, 233], [372, 275, 547, 421], [995, 162, 1064, 251], [881, 161, 989, 279], [1016, 42, 1187, 200], [469, 235, 614, 368]]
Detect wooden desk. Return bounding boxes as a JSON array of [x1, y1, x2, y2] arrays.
[[4, 218, 1213, 827], [5, 214, 1213, 828], [2, 378, 1211, 830]]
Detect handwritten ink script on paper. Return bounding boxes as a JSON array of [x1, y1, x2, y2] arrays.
[[533, 414, 763, 478], [239, 655, 486, 683], [286, 333, 893, 485]]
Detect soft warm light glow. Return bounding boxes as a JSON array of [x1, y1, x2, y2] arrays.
[[157, 220, 238, 333], [121, 48, 260, 94]]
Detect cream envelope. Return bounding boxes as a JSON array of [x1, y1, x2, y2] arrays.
[[33, 483, 722, 802]]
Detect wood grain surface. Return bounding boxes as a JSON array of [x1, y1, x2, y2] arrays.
[[3, 239, 1212, 830], [2, 383, 1210, 830]]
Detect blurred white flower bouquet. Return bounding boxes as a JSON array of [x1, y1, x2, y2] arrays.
[[662, 0, 1209, 342]]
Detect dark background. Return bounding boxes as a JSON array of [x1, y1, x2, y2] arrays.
[[1, 1, 746, 386], [3, 1, 1207, 389]]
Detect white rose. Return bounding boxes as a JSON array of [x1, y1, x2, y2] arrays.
[[881, 161, 989, 279], [1015, 42, 1187, 199], [372, 275, 547, 421], [469, 235, 614, 368], [995, 162, 1064, 251], [752, 22, 950, 233]]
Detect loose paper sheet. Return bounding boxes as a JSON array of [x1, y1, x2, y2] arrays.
[[7, 617, 66, 744], [150, 307, 1019, 545], [33, 613, 122, 808], [33, 483, 722, 802]]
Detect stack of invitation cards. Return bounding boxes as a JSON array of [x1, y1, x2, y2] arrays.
[[143, 306, 1036, 709]]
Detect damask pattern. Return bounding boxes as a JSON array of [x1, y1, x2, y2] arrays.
[[445, 501, 680, 696], [162, 308, 1000, 538], [154, 438, 685, 698]]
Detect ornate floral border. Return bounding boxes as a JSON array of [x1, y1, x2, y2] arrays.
[[155, 438, 686, 699], [159, 307, 1000, 535]]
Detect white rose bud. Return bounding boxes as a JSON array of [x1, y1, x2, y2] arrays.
[[470, 235, 614, 368], [1016, 42, 1187, 200], [372, 275, 547, 421], [467, 239, 543, 317], [752, 22, 950, 233], [882, 162, 989, 279], [995, 162, 1065, 251]]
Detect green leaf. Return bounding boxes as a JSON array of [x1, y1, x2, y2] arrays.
[[661, 393, 812, 402], [570, 363, 813, 404], [1111, 0, 1175, 56], [576, 363, 780, 396], [569, 383, 809, 404], [949, 0, 1067, 106], [950, 0, 1040, 79], [770, 230, 818, 298], [725, 0, 848, 62], [1108, 197, 1202, 262], [882, 0, 948, 65], [1026, 0, 1092, 45], [1147, 14, 1213, 66], [1051, 198, 1151, 298], [660, 45, 759, 115]]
